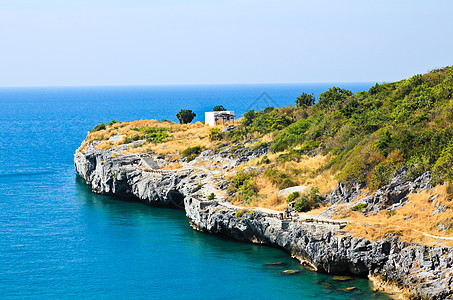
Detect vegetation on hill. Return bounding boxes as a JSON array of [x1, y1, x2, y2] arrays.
[[81, 66, 453, 244], [225, 66, 453, 190]]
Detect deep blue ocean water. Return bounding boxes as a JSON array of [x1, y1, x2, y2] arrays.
[[0, 83, 391, 299]]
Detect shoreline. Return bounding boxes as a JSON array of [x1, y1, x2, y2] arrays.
[[74, 143, 453, 299]]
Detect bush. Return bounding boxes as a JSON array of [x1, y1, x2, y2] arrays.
[[213, 105, 226, 111], [235, 208, 253, 218], [227, 171, 258, 205], [207, 192, 215, 200], [208, 127, 223, 141], [286, 191, 300, 203], [369, 150, 405, 190], [181, 146, 202, 162], [432, 140, 453, 184], [352, 203, 366, 212], [90, 123, 106, 133], [318, 87, 352, 109], [123, 135, 141, 144], [296, 93, 315, 107], [293, 187, 322, 212], [176, 109, 196, 124]]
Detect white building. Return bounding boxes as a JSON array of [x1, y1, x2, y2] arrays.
[[205, 111, 235, 126]]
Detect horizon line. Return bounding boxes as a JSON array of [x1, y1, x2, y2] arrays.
[[0, 80, 381, 89]]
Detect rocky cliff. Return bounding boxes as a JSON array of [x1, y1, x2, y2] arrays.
[[75, 142, 453, 299]]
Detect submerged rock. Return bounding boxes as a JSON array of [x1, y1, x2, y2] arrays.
[[264, 262, 286, 267], [332, 276, 353, 281], [281, 270, 300, 275]]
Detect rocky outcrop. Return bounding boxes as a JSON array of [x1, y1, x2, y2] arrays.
[[326, 167, 433, 215], [185, 197, 453, 299], [74, 142, 197, 207], [75, 143, 453, 299]]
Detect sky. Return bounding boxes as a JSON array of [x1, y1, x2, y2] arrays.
[[0, 0, 452, 87]]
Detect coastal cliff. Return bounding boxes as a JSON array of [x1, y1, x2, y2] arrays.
[[75, 142, 453, 299]]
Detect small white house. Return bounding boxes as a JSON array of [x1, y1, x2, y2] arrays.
[[205, 111, 235, 126]]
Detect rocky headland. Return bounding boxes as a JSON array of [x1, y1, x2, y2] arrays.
[[75, 140, 453, 300]]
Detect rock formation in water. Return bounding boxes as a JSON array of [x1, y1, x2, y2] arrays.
[[75, 142, 453, 300]]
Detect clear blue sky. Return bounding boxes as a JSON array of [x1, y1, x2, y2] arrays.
[[0, 0, 452, 87]]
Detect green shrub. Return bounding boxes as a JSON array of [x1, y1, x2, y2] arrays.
[[386, 210, 396, 217], [352, 203, 366, 212], [208, 127, 223, 141], [432, 140, 453, 184], [107, 120, 118, 126], [318, 87, 352, 109], [227, 171, 258, 205], [293, 187, 322, 212], [235, 208, 253, 218], [207, 192, 215, 200], [296, 92, 315, 107], [123, 135, 141, 144], [90, 123, 106, 133], [286, 191, 300, 203], [181, 146, 202, 162]]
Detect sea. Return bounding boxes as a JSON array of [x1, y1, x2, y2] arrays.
[[0, 83, 391, 299]]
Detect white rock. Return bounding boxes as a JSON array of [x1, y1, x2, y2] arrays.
[[278, 186, 308, 198]]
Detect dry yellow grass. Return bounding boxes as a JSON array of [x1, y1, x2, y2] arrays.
[[339, 185, 453, 245], [81, 120, 227, 158]]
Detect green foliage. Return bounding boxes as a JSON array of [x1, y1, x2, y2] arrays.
[[207, 192, 216, 200], [90, 123, 106, 133], [181, 146, 202, 162], [264, 169, 295, 189], [432, 140, 453, 184], [369, 150, 405, 190], [227, 171, 258, 205], [352, 203, 366, 212], [107, 120, 118, 126], [213, 105, 226, 111], [223, 66, 453, 190], [293, 187, 322, 212], [176, 109, 196, 124], [271, 119, 311, 152], [386, 210, 396, 217], [235, 208, 253, 218], [376, 130, 392, 156], [318, 87, 352, 109], [286, 191, 300, 203], [241, 107, 292, 136], [296, 92, 315, 107], [405, 156, 430, 181], [208, 127, 223, 141], [123, 135, 141, 144], [125, 127, 171, 144]]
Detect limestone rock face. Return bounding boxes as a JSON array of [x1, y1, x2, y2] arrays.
[[75, 143, 452, 299], [185, 196, 453, 300], [74, 143, 196, 207]]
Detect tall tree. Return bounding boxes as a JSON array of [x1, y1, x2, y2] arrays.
[[176, 109, 196, 124]]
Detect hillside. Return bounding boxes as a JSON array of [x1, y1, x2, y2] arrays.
[[81, 66, 453, 246]]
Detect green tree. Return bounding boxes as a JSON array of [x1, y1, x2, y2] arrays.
[[176, 109, 196, 124], [318, 87, 352, 109], [295, 93, 315, 107], [213, 105, 226, 111]]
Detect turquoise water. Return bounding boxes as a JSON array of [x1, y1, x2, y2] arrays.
[[0, 84, 390, 299]]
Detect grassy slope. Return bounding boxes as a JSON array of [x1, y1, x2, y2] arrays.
[[82, 66, 453, 245]]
